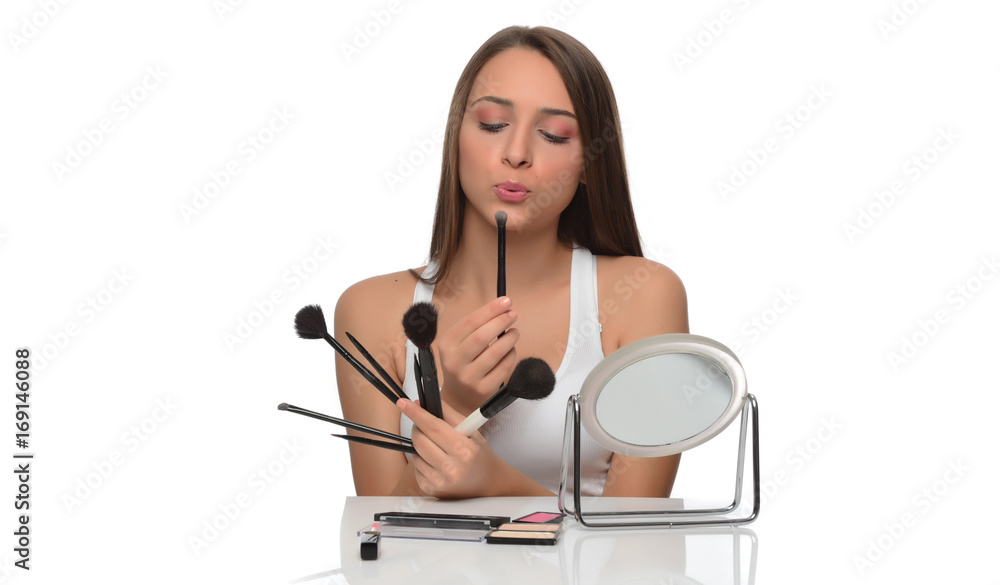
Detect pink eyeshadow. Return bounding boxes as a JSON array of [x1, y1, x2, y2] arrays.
[[516, 512, 563, 523]]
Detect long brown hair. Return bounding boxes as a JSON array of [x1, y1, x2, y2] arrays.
[[424, 26, 642, 284]]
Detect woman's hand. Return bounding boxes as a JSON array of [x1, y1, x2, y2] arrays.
[[436, 296, 520, 416], [398, 398, 506, 499]]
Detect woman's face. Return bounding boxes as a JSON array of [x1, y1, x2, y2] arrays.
[[458, 48, 585, 233]]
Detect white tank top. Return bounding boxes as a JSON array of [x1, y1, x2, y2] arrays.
[[400, 246, 612, 496]]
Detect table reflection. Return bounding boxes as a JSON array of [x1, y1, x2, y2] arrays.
[[291, 497, 757, 585]]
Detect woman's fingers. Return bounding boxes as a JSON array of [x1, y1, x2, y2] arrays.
[[435, 297, 520, 408], [400, 398, 503, 498], [398, 399, 463, 458], [402, 398, 477, 496], [448, 296, 515, 341], [443, 325, 519, 391], [443, 298, 517, 362]]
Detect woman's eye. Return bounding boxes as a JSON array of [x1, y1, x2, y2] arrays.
[[478, 121, 570, 144], [540, 130, 570, 144]]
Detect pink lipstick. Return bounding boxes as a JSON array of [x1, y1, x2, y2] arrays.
[[495, 181, 528, 202]]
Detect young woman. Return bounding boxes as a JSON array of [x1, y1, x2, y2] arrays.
[[334, 26, 688, 499]]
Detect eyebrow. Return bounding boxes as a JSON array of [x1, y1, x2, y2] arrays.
[[470, 95, 576, 119]]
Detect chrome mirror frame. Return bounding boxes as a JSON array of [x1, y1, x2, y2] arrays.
[[558, 334, 760, 528]]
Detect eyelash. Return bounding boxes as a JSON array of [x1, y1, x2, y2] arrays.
[[478, 122, 570, 145]]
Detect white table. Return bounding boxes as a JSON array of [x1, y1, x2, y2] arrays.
[[290, 496, 758, 584]]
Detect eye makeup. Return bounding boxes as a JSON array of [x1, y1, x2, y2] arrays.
[[477, 120, 573, 144], [471, 101, 577, 144], [513, 511, 564, 524], [484, 511, 564, 546], [539, 130, 570, 144], [478, 121, 506, 133], [485, 529, 559, 545], [497, 523, 560, 532], [541, 121, 577, 141]]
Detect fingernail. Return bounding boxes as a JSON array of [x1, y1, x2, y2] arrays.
[[396, 399, 407, 410], [500, 297, 511, 308]]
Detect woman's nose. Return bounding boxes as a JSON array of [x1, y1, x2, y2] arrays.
[[502, 125, 532, 168]]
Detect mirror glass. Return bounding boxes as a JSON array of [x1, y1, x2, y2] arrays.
[[579, 334, 746, 457], [595, 353, 733, 446]]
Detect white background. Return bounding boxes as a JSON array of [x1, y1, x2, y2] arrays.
[[2, 0, 998, 582]]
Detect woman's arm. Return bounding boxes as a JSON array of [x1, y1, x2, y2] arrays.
[[597, 256, 689, 498], [333, 273, 417, 496]]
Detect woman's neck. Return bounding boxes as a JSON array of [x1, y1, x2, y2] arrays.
[[445, 211, 573, 303]]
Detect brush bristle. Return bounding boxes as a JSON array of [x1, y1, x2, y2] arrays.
[[277, 403, 289, 410], [402, 301, 438, 349], [507, 357, 556, 400], [495, 210, 507, 227], [294, 304, 329, 339]]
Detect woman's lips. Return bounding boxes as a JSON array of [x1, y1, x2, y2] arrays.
[[495, 181, 528, 202]]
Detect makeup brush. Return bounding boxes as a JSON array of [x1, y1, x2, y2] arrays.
[[402, 302, 444, 419], [495, 210, 507, 298], [294, 304, 399, 406], [332, 434, 417, 455], [454, 357, 556, 436], [346, 331, 407, 400], [277, 402, 412, 445]]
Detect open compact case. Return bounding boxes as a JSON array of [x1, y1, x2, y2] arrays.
[[559, 333, 760, 528]]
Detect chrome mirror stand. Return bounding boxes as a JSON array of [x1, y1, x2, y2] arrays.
[[558, 394, 759, 528]]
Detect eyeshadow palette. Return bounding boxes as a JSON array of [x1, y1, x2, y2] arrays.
[[485, 529, 559, 546]]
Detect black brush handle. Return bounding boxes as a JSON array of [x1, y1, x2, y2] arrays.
[[417, 348, 443, 419], [323, 333, 399, 406], [497, 222, 506, 298], [479, 382, 517, 419], [333, 434, 417, 455], [346, 331, 407, 400], [413, 353, 425, 406], [279, 403, 411, 444], [497, 215, 507, 338]]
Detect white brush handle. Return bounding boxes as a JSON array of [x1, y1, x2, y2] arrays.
[[454, 409, 488, 436]]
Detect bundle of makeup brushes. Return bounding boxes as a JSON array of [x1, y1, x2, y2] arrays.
[[278, 210, 557, 456]]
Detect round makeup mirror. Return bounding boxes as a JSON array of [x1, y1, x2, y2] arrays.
[[559, 333, 759, 528], [579, 334, 746, 457]]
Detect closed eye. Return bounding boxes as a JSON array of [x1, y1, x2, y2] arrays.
[[540, 130, 569, 144], [479, 120, 571, 145]]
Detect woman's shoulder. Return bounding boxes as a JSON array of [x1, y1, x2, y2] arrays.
[[333, 267, 427, 381], [594, 254, 685, 294], [593, 254, 688, 346], [336, 267, 424, 316], [340, 268, 423, 302]]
